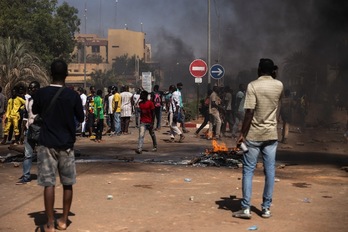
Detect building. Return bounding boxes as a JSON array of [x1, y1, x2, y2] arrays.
[[67, 29, 150, 87]]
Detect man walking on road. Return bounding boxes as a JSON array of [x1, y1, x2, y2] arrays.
[[32, 59, 84, 231], [233, 58, 283, 219]]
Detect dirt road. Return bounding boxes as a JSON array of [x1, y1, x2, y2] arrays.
[[0, 124, 347, 232]]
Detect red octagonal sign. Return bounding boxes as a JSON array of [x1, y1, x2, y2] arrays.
[[189, 59, 208, 78]]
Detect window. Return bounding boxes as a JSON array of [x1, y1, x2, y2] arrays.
[[91, 45, 100, 53]]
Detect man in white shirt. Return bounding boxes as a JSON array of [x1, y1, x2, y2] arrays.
[[77, 87, 87, 137]]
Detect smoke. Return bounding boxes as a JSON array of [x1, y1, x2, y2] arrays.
[[58, 0, 348, 90]]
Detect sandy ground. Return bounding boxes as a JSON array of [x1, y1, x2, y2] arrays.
[[0, 111, 347, 232]]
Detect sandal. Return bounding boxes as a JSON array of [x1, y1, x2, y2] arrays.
[[55, 219, 67, 230]]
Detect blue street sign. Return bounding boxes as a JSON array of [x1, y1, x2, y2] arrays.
[[210, 64, 225, 79]]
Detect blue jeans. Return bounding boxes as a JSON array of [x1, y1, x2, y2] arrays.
[[241, 140, 278, 210], [137, 123, 157, 151], [23, 136, 36, 181], [113, 112, 121, 134]]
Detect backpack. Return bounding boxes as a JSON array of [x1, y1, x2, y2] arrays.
[[154, 92, 161, 107]]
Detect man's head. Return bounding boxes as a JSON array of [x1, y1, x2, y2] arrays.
[[140, 90, 148, 101], [96, 89, 103, 97], [177, 82, 183, 90], [77, 87, 84, 95], [169, 85, 176, 93], [154, 85, 159, 91], [213, 85, 219, 93], [28, 81, 40, 95], [89, 86, 96, 94], [51, 59, 68, 82], [258, 58, 277, 76]]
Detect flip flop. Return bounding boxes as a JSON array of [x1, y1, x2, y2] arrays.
[[55, 219, 67, 231]]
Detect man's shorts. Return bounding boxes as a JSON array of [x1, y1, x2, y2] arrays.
[[37, 146, 76, 186]]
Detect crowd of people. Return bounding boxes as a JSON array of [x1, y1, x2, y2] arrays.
[[1, 58, 348, 231]]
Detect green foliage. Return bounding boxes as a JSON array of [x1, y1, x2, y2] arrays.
[[0, 37, 49, 98], [0, 0, 80, 67]]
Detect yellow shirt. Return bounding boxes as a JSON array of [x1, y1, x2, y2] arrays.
[[113, 93, 121, 113], [6, 96, 26, 118]]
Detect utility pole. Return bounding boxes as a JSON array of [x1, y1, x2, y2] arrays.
[[207, 0, 211, 92], [83, 1, 87, 89]]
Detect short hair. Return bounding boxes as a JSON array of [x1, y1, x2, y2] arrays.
[[177, 82, 183, 87], [97, 89, 103, 96], [140, 90, 148, 101], [51, 59, 68, 79], [258, 58, 276, 75]]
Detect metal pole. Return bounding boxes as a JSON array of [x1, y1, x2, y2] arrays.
[[207, 0, 211, 92], [196, 83, 200, 120], [83, 40, 87, 89]]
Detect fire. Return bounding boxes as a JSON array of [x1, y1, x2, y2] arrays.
[[211, 140, 228, 152]]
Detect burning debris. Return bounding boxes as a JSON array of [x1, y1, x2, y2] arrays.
[[189, 140, 244, 167]]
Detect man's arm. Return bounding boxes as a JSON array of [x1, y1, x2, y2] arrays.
[[236, 109, 254, 144]]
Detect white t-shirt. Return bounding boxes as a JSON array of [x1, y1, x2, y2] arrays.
[[120, 91, 133, 117]]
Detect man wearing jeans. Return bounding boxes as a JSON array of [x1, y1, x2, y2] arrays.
[[233, 58, 283, 219], [16, 81, 40, 185]]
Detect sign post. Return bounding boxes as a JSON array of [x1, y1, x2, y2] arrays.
[[189, 59, 207, 119]]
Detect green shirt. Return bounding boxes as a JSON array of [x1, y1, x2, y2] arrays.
[[94, 95, 104, 119]]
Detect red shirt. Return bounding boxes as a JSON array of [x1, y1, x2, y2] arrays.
[[139, 100, 155, 123]]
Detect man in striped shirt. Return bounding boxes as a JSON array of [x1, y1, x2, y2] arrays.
[[233, 58, 283, 219]]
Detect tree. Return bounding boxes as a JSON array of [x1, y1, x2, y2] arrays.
[[0, 0, 80, 67], [0, 37, 49, 97]]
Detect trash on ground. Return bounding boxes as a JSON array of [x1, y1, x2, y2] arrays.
[[247, 225, 258, 230]]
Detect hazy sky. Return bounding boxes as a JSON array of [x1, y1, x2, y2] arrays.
[[58, 0, 347, 87]]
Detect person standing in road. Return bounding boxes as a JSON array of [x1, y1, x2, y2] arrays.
[[151, 84, 163, 131], [233, 58, 283, 219], [86, 86, 96, 139], [132, 88, 141, 128], [77, 87, 87, 137], [168, 85, 185, 142], [94, 89, 104, 143], [174, 82, 189, 133], [136, 90, 157, 154], [16, 81, 40, 185], [120, 85, 133, 134], [221, 86, 234, 137], [112, 86, 122, 136], [279, 89, 294, 144], [32, 59, 84, 231], [0, 86, 6, 139], [1, 86, 26, 145], [232, 83, 246, 138], [208, 85, 223, 140]]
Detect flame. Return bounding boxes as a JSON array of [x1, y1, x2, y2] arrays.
[[211, 140, 228, 152]]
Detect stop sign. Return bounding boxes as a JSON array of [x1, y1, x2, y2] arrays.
[[189, 59, 208, 78]]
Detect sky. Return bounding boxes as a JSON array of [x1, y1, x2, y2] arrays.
[[58, 0, 348, 89]]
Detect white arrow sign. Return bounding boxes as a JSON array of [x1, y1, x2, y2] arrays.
[[211, 68, 223, 76]]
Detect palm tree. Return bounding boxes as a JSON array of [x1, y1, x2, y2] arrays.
[[282, 51, 311, 89], [0, 37, 49, 97]]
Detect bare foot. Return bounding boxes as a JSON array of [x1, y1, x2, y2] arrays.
[[43, 223, 55, 232], [56, 219, 67, 230]]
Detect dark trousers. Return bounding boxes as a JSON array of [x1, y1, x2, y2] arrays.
[[121, 117, 131, 133], [95, 119, 104, 140]]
